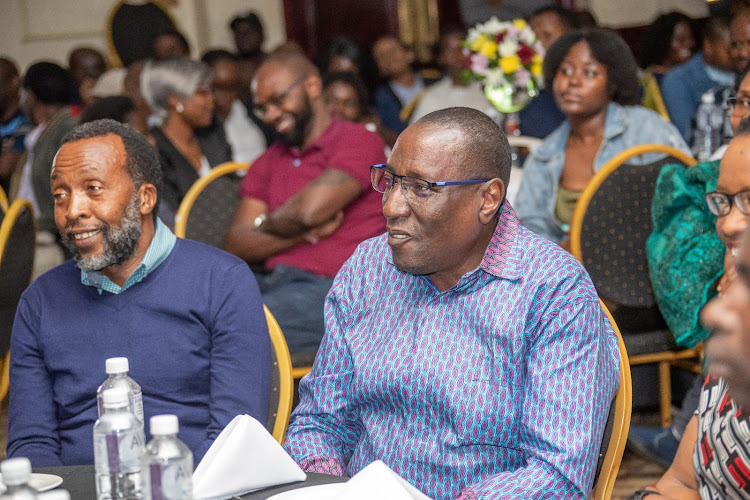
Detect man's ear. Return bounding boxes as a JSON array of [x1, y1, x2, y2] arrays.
[[304, 73, 323, 100], [479, 178, 505, 224], [138, 183, 158, 216]]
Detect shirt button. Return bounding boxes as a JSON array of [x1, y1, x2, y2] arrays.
[[293, 159, 301, 167]]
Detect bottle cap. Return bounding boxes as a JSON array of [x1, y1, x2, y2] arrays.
[[105, 357, 129, 374], [0, 457, 32, 485], [701, 92, 715, 104], [150, 414, 179, 435], [102, 388, 129, 409]]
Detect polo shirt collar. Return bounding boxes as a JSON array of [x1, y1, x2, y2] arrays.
[[81, 218, 177, 294]]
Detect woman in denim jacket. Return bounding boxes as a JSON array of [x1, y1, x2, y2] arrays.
[[515, 29, 690, 244]]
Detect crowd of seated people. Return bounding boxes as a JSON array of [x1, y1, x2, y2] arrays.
[[7, 4, 750, 499]]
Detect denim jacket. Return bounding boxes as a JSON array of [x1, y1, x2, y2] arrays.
[[514, 102, 690, 243]]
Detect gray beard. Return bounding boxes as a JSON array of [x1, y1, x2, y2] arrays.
[[63, 194, 143, 273]]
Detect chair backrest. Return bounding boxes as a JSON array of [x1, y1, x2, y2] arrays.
[[570, 144, 696, 307], [174, 162, 248, 247], [264, 305, 294, 445], [592, 300, 633, 500], [0, 199, 36, 400]]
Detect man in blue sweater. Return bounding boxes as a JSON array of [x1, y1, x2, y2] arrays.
[[7, 119, 271, 466]]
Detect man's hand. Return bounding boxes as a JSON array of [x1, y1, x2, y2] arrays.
[[303, 211, 344, 244]]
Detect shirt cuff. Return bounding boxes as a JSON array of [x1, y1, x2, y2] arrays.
[[299, 456, 346, 476]]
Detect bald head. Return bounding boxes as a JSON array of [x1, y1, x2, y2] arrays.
[[415, 107, 511, 186]]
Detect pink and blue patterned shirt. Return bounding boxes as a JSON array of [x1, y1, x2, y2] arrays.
[[284, 203, 620, 499]]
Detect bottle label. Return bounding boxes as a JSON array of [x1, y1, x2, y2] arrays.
[[148, 461, 193, 500], [94, 428, 145, 474], [132, 389, 144, 424]]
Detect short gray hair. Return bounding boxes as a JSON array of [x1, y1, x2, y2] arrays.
[[140, 57, 212, 122]]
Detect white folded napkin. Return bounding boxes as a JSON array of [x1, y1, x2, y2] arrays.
[[333, 461, 432, 500], [192, 414, 306, 499]]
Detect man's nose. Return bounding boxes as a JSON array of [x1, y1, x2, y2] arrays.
[[382, 181, 410, 218], [66, 192, 90, 221]]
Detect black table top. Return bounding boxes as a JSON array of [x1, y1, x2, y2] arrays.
[[35, 465, 347, 499]]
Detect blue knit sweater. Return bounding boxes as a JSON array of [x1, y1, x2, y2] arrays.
[[8, 238, 271, 467]]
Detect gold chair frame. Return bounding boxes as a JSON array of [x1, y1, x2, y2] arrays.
[[265, 305, 293, 444], [0, 199, 36, 401], [592, 301, 632, 500]]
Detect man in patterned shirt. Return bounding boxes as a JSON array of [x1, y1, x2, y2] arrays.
[[284, 107, 620, 499]]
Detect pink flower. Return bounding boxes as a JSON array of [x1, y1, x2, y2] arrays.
[[470, 53, 490, 74], [515, 68, 531, 86]]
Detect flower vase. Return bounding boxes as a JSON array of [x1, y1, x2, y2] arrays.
[[484, 80, 538, 114]]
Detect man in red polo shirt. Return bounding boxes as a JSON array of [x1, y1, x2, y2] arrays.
[[226, 49, 386, 367]]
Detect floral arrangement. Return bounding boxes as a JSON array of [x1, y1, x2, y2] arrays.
[[463, 17, 545, 112]]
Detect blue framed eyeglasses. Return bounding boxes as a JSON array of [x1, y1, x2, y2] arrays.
[[370, 164, 490, 201]]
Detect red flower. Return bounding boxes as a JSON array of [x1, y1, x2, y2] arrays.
[[494, 32, 506, 43], [518, 43, 535, 65]]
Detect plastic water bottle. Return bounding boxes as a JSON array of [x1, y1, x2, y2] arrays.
[[97, 357, 144, 426], [0, 458, 37, 499], [142, 415, 193, 500], [94, 388, 146, 500], [692, 91, 723, 162]]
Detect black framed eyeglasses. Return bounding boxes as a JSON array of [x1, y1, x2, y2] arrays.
[[706, 190, 750, 216], [370, 164, 490, 202], [727, 96, 750, 116], [253, 76, 306, 119]]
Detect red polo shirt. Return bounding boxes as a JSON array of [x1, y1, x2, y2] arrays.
[[239, 117, 387, 277]]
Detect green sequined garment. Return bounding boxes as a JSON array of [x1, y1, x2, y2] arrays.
[[647, 159, 723, 348]]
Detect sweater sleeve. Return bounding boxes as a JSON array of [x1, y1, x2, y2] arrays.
[[198, 263, 271, 462], [7, 293, 64, 467]]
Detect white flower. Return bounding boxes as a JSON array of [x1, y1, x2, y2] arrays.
[[485, 68, 509, 87], [520, 27, 536, 45], [482, 17, 506, 36], [499, 39, 519, 58]]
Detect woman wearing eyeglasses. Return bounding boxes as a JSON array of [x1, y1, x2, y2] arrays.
[[140, 57, 232, 223], [628, 64, 750, 471], [629, 119, 750, 500]]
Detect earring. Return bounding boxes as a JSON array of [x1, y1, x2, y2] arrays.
[[176, 102, 184, 113]]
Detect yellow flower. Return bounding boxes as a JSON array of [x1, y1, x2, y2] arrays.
[[479, 40, 498, 58], [500, 55, 521, 74], [531, 61, 543, 77], [512, 19, 527, 30], [532, 54, 543, 66], [470, 34, 488, 52]]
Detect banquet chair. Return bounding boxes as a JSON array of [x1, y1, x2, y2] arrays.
[[265, 305, 294, 444], [174, 162, 248, 248], [592, 301, 632, 500], [570, 144, 701, 427], [0, 199, 36, 401]]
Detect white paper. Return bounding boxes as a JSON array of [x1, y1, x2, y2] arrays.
[[192, 415, 306, 499]]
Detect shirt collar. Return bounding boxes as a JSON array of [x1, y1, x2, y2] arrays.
[[384, 201, 523, 283], [81, 218, 177, 294], [282, 115, 342, 156]]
